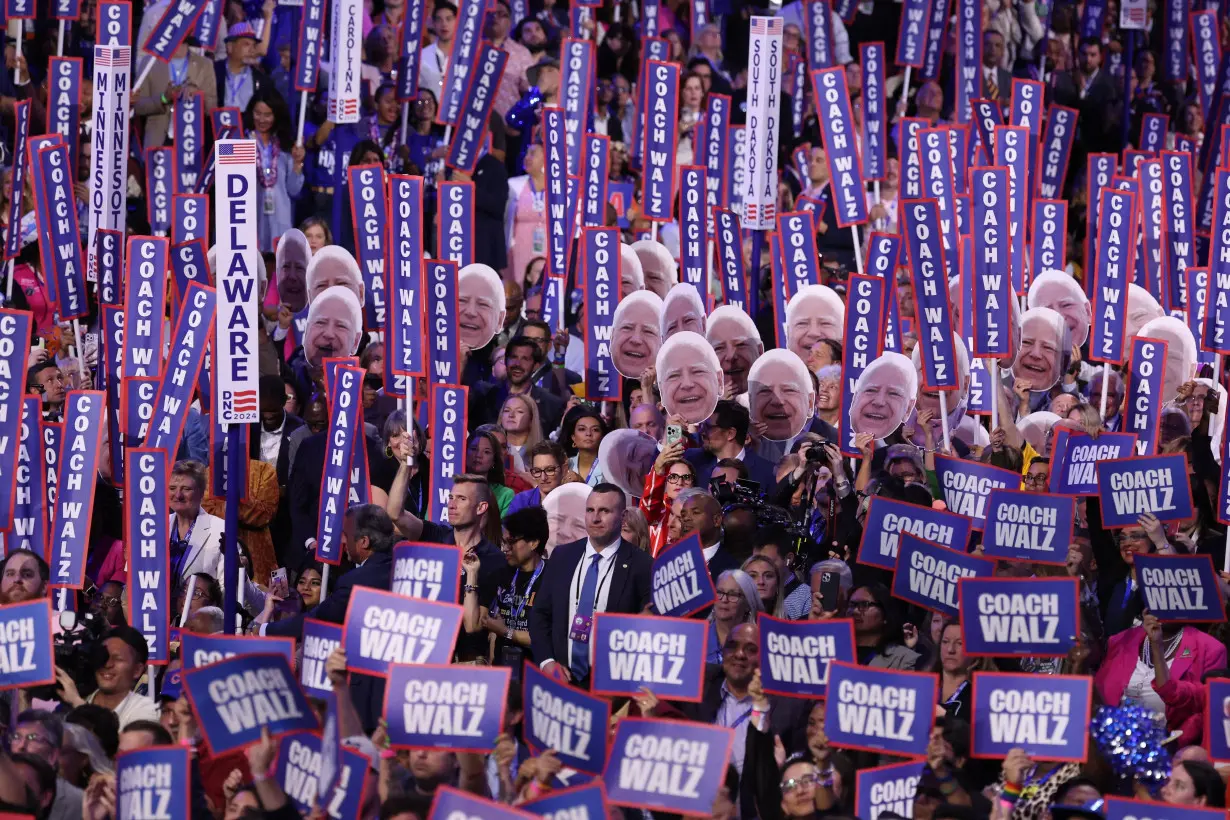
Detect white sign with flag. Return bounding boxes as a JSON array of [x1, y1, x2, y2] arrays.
[[1120, 0, 1147, 30], [213, 140, 260, 424], [328, 0, 363, 122], [742, 16, 782, 230]]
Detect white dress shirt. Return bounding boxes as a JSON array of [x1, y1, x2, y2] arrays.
[[418, 43, 450, 101], [541, 538, 619, 670], [703, 542, 721, 564], [259, 417, 284, 466]]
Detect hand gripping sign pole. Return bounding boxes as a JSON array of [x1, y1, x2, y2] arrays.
[[214, 139, 261, 632]]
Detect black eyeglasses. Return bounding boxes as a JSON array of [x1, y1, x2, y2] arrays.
[[665, 473, 694, 485], [848, 600, 880, 611], [530, 465, 560, 477]]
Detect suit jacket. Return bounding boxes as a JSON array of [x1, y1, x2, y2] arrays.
[[212, 62, 270, 112], [529, 537, 653, 669], [172, 510, 225, 586], [677, 664, 813, 746], [685, 447, 778, 494], [267, 551, 393, 733], [1095, 626, 1226, 745], [981, 66, 1013, 106], [706, 544, 741, 582], [134, 54, 219, 148], [286, 432, 399, 570], [250, 412, 306, 487]]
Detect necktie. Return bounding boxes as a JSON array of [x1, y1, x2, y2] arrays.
[[570, 554, 601, 680]]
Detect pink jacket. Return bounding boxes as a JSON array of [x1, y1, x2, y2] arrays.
[[1095, 627, 1226, 747]]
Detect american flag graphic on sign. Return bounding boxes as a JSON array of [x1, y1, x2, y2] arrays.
[[227, 390, 258, 412], [751, 17, 781, 34], [218, 143, 258, 164], [94, 46, 130, 66]]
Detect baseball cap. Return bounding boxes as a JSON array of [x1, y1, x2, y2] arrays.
[[225, 22, 259, 41]]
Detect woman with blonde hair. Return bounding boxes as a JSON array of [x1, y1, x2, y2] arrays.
[[708, 569, 764, 663], [742, 554, 786, 618], [621, 508, 651, 552], [498, 394, 543, 473]]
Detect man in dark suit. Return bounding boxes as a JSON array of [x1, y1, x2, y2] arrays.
[[258, 504, 395, 733], [685, 400, 778, 492], [254, 375, 305, 565], [981, 31, 1014, 108], [1047, 37, 1123, 157], [213, 23, 270, 111], [529, 483, 652, 688], [674, 489, 741, 581], [286, 430, 398, 571]]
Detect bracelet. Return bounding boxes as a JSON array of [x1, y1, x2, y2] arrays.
[[1000, 781, 1023, 806], [250, 771, 269, 783], [464, 584, 479, 593], [380, 749, 397, 760]]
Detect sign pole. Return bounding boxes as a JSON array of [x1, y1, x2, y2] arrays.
[[748, 228, 763, 320], [225, 424, 242, 631]]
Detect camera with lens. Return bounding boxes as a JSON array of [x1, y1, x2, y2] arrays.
[[27, 610, 108, 701]]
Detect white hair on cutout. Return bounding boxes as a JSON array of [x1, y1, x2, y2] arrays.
[[1027, 268, 1088, 309], [1138, 315, 1198, 363], [613, 288, 665, 325], [620, 243, 645, 291], [632, 239, 678, 288], [308, 285, 364, 353], [306, 245, 365, 304], [785, 283, 845, 327], [662, 282, 706, 336], [705, 304, 762, 344], [458, 262, 507, 311], [656, 329, 721, 376], [854, 350, 918, 396], [748, 348, 813, 392]]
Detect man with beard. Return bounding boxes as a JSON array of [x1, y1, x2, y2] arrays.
[[686, 400, 778, 491], [469, 336, 565, 434], [706, 305, 764, 396], [515, 18, 551, 60], [0, 549, 48, 604]]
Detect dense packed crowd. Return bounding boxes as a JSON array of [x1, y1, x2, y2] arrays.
[[3, 0, 1230, 818]]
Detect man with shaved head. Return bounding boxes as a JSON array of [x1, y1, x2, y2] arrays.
[[673, 488, 738, 580], [629, 403, 665, 441]]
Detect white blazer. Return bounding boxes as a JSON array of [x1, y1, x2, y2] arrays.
[[170, 510, 225, 589]]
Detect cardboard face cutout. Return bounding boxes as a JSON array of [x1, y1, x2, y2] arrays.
[[1028, 269, 1090, 350], [748, 349, 818, 441], [1011, 307, 1071, 391], [850, 351, 918, 440], [275, 228, 311, 313], [656, 331, 722, 424], [457, 263, 507, 350], [304, 285, 363, 366], [598, 428, 661, 499], [706, 306, 764, 397], [611, 290, 664, 379], [785, 284, 844, 362]]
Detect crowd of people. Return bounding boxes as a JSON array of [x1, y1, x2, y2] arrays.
[[2, 0, 1230, 818]]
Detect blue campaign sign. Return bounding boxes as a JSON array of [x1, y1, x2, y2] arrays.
[[1126, 336, 1168, 456], [391, 542, 462, 604], [181, 632, 296, 670], [958, 577, 1079, 657], [854, 760, 924, 820], [857, 496, 971, 571], [651, 533, 715, 617], [971, 672, 1091, 761], [1048, 429, 1137, 495], [1105, 797, 1225, 820], [980, 489, 1074, 565], [603, 718, 733, 817], [300, 619, 342, 701], [0, 599, 54, 689], [1135, 554, 1224, 622], [182, 653, 318, 756], [429, 786, 536, 819], [812, 66, 868, 227], [384, 663, 509, 752], [583, 227, 621, 401], [892, 533, 995, 616], [275, 731, 326, 813], [590, 612, 707, 702], [903, 199, 958, 389], [523, 783, 609, 818], [934, 455, 1021, 528], [970, 167, 1013, 358], [759, 614, 855, 698], [1096, 453, 1194, 527], [116, 746, 190, 820], [824, 661, 936, 757], [342, 587, 463, 677], [1207, 679, 1230, 762], [523, 663, 612, 775], [1089, 188, 1135, 365]]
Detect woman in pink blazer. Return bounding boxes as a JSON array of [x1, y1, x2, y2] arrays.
[[1094, 615, 1227, 747]]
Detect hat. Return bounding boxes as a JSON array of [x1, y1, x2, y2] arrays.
[[884, 443, 924, 475], [1049, 799, 1106, 820], [225, 21, 259, 41]]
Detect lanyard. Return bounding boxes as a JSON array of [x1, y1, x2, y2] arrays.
[[572, 549, 617, 609], [943, 679, 968, 705], [511, 560, 545, 621], [169, 57, 189, 87], [728, 704, 753, 729], [1122, 578, 1134, 609], [226, 70, 249, 104], [170, 516, 197, 578]]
